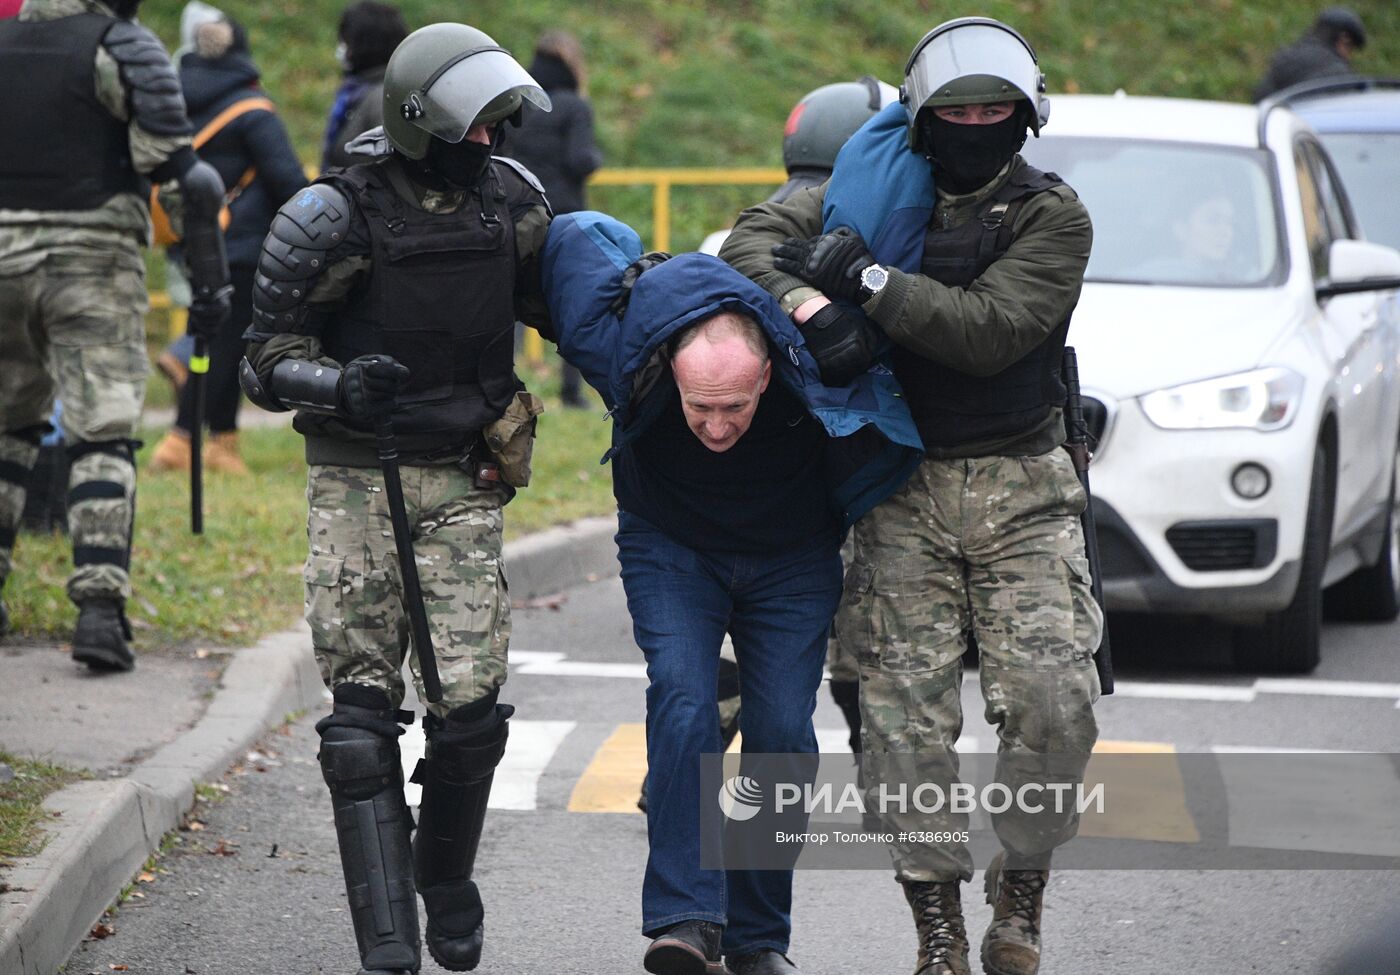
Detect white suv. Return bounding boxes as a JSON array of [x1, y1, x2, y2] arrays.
[[1019, 94, 1400, 673]]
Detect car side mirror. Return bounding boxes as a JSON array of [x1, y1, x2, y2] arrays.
[[1316, 239, 1400, 300]]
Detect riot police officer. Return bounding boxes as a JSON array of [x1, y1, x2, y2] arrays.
[[721, 18, 1100, 975], [0, 0, 230, 669], [240, 23, 552, 974]]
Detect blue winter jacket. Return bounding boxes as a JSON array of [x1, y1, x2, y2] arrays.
[[541, 211, 923, 527]]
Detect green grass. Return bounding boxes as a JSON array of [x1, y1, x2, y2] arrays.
[[0, 753, 86, 866], [133, 0, 1400, 251], [4, 351, 615, 645]]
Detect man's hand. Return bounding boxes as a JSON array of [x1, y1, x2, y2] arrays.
[[772, 228, 875, 304], [798, 302, 886, 386], [339, 355, 410, 420], [186, 285, 232, 341], [610, 251, 673, 316]]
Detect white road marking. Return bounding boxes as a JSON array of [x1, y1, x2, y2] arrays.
[[1109, 681, 1258, 703], [400, 718, 577, 811], [1253, 678, 1400, 707]]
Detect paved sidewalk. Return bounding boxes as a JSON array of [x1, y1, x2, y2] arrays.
[[0, 514, 620, 975]]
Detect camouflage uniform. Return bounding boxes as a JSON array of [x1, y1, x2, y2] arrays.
[[305, 465, 511, 712], [0, 0, 190, 608]]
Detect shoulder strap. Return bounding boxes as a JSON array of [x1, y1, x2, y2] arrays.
[[193, 96, 275, 150]]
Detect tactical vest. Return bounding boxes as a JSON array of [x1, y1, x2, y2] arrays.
[[891, 163, 1070, 450], [0, 15, 143, 212], [319, 161, 523, 449]]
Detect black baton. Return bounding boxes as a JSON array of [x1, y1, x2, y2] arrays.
[[1063, 346, 1114, 695], [189, 336, 208, 534], [374, 415, 443, 703]]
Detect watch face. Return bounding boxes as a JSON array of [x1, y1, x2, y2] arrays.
[[862, 265, 889, 292]]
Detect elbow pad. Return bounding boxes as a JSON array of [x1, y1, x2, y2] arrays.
[[252, 183, 353, 335], [238, 357, 289, 413], [270, 359, 343, 415], [179, 159, 231, 299]]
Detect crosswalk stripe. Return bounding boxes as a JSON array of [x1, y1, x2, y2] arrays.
[[567, 722, 649, 813], [400, 719, 576, 811]]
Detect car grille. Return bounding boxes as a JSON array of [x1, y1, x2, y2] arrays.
[[1165, 520, 1278, 571]]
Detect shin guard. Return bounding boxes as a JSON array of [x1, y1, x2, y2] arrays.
[[412, 691, 512, 972]]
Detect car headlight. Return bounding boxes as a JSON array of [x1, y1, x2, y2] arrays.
[[1139, 368, 1305, 431]]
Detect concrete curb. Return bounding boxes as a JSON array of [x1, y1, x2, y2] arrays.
[[0, 515, 619, 974]]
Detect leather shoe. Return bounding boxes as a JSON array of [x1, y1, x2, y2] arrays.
[[727, 949, 800, 974], [644, 919, 724, 975]]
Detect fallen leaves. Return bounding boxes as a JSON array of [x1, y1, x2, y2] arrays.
[[87, 921, 115, 939], [207, 838, 240, 857]]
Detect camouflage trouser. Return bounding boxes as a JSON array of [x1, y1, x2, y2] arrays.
[[0, 250, 148, 602], [826, 536, 858, 683], [836, 449, 1102, 882], [305, 464, 512, 717]]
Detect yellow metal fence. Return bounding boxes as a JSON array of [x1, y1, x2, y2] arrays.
[[148, 166, 790, 364]]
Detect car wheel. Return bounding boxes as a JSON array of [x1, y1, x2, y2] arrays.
[[1323, 449, 1400, 623], [1233, 442, 1330, 674]]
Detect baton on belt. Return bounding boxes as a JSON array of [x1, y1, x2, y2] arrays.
[[1063, 346, 1114, 695], [373, 413, 443, 703], [189, 337, 209, 534]]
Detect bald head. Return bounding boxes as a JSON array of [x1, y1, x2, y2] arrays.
[[672, 313, 772, 453]]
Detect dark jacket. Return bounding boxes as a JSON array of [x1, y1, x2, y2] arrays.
[[504, 63, 602, 215], [178, 50, 307, 267], [1254, 36, 1354, 101], [321, 65, 386, 172], [542, 211, 923, 528]]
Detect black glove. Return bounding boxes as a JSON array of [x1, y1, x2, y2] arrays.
[[610, 251, 673, 316], [339, 355, 410, 420], [798, 303, 886, 386], [186, 285, 233, 342], [772, 227, 875, 304]]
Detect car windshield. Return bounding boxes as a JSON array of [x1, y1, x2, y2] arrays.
[[1317, 132, 1400, 253], [1020, 137, 1282, 287]]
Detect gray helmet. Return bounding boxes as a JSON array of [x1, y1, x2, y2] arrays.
[[782, 76, 899, 173], [901, 17, 1048, 150], [383, 23, 551, 160]]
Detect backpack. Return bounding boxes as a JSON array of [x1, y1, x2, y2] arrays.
[[149, 95, 274, 246]]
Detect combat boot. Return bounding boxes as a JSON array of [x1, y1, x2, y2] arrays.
[[980, 852, 1048, 975], [413, 693, 513, 971], [149, 430, 191, 473], [317, 686, 420, 975], [72, 597, 134, 672], [204, 431, 249, 475], [902, 879, 970, 975]]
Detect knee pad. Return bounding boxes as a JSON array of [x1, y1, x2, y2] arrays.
[[421, 689, 513, 779], [317, 684, 414, 799]]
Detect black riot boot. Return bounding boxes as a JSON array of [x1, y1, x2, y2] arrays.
[[412, 690, 513, 971], [317, 684, 420, 975], [72, 597, 135, 672], [828, 679, 862, 753]]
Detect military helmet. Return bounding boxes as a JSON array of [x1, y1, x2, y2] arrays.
[[901, 17, 1048, 149], [382, 23, 551, 160], [782, 76, 898, 173]]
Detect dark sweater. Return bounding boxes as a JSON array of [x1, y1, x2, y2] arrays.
[[178, 51, 307, 267], [613, 379, 838, 554], [503, 57, 602, 215]]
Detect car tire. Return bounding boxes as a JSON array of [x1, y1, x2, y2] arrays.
[[1323, 455, 1400, 623], [1233, 443, 1330, 674]]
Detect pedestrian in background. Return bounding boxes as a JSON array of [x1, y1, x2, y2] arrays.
[[1254, 6, 1366, 100], [150, 10, 307, 475], [505, 29, 603, 408], [723, 16, 1101, 975], [0, 0, 230, 667], [321, 0, 408, 172]]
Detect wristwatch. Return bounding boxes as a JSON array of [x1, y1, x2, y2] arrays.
[[858, 263, 890, 301]]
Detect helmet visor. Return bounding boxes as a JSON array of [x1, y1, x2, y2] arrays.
[[409, 49, 551, 144], [904, 22, 1042, 129]]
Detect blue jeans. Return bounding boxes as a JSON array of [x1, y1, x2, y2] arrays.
[[616, 511, 842, 956]]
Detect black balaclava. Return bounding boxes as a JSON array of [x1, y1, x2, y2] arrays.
[[920, 104, 1030, 195], [421, 126, 501, 190], [110, 0, 141, 18]]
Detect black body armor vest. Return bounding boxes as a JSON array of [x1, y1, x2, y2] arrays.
[[0, 15, 144, 211], [320, 162, 522, 451], [892, 163, 1070, 450]]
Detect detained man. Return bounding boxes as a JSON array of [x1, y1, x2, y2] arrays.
[[538, 212, 923, 975]]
